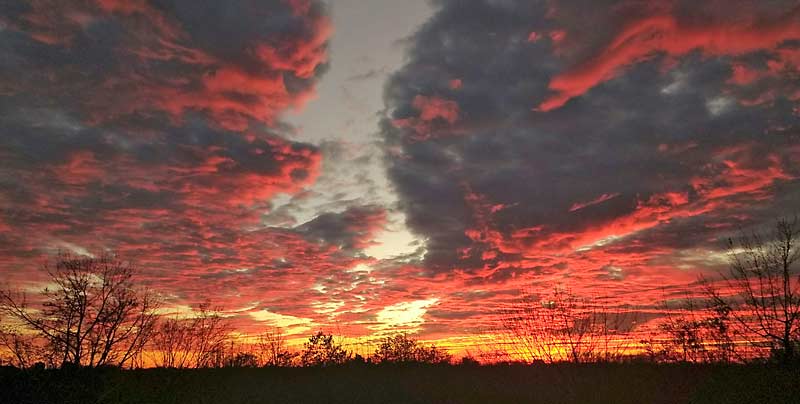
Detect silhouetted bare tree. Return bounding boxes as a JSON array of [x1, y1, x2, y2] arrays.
[[502, 287, 636, 363], [374, 333, 451, 364], [300, 331, 350, 367], [704, 217, 800, 364], [0, 252, 159, 368], [642, 297, 735, 363], [257, 327, 296, 367], [0, 322, 53, 368], [220, 340, 259, 368], [150, 302, 230, 368]]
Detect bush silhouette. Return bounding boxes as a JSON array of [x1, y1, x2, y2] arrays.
[[374, 334, 451, 364], [300, 332, 351, 367]]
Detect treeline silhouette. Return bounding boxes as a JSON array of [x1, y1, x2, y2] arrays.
[[1, 217, 798, 369]]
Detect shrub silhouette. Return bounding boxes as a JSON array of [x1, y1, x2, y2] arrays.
[[300, 331, 350, 367], [224, 352, 259, 368], [374, 334, 452, 364]]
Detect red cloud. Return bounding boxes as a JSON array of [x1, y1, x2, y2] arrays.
[[728, 64, 762, 86], [726, 47, 800, 106], [95, 0, 181, 39], [0, 1, 342, 333], [391, 95, 461, 141], [284, 0, 312, 16], [548, 30, 565, 43], [538, 8, 800, 111], [568, 192, 621, 212], [10, 0, 331, 133], [343, 207, 388, 250], [177, 139, 322, 207], [255, 16, 332, 80], [691, 148, 793, 202], [460, 143, 793, 279], [138, 13, 330, 132], [54, 151, 105, 186], [155, 67, 300, 131], [413, 95, 460, 123]]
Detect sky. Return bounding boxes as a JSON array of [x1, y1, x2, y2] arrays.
[[0, 0, 798, 352]]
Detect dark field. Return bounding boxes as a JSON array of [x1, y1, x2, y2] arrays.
[[2, 364, 799, 404]]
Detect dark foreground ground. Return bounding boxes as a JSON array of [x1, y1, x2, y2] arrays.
[[2, 363, 799, 404]]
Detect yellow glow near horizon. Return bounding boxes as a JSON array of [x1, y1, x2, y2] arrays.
[[249, 310, 315, 335], [372, 298, 439, 334]]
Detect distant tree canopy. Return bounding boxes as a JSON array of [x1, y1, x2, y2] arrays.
[[0, 252, 159, 368], [300, 331, 351, 367], [374, 334, 451, 364]]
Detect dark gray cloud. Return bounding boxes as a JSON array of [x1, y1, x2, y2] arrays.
[[381, 0, 800, 281], [296, 204, 386, 251]]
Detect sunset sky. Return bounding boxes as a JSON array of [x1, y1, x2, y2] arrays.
[[0, 0, 798, 352]]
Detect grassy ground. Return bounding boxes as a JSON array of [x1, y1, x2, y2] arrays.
[[2, 363, 799, 404]]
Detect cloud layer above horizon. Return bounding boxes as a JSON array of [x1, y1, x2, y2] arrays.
[[0, 0, 798, 346]]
